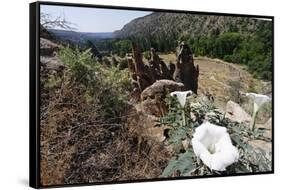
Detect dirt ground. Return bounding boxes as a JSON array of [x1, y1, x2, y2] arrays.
[[159, 54, 271, 111]]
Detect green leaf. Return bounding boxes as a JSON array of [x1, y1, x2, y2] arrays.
[[235, 162, 251, 173], [161, 150, 196, 177]]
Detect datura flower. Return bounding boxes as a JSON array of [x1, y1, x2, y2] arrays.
[[191, 122, 239, 171], [170, 90, 193, 108], [170, 90, 193, 126], [246, 93, 271, 113], [246, 93, 271, 130]]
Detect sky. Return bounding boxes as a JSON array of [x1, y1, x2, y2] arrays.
[[41, 5, 152, 33]]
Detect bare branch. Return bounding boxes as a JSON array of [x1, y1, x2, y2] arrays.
[[40, 13, 77, 31]]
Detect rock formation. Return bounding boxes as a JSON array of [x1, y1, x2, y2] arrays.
[[174, 42, 199, 93], [125, 42, 199, 143], [127, 55, 142, 102], [127, 41, 199, 102], [40, 25, 54, 40], [40, 38, 61, 56], [225, 100, 252, 123], [40, 38, 65, 75], [132, 42, 153, 91], [148, 48, 162, 81], [141, 80, 185, 117], [125, 80, 184, 147]]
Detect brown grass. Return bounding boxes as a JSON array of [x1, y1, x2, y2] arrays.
[[158, 54, 270, 110], [40, 71, 171, 186]]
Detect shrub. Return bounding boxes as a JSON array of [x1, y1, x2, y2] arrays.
[[42, 46, 171, 185], [58, 46, 132, 119], [118, 58, 128, 70], [160, 95, 272, 177], [59, 46, 98, 87]]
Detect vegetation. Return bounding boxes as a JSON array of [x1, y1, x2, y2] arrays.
[[184, 26, 273, 80], [40, 46, 172, 185], [113, 12, 273, 80], [159, 94, 272, 177], [58, 46, 132, 119], [40, 36, 272, 186], [39, 10, 273, 186], [95, 23, 272, 80]]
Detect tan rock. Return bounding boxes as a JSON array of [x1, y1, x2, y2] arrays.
[[263, 118, 272, 130], [256, 118, 272, 139], [126, 106, 168, 143], [225, 100, 252, 123], [40, 38, 61, 56], [141, 79, 184, 117], [144, 124, 169, 142], [248, 140, 272, 160]]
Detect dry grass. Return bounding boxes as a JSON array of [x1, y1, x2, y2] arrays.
[[159, 54, 271, 111], [40, 69, 171, 186]]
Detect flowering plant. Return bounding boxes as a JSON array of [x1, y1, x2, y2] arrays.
[[246, 93, 271, 131], [191, 122, 239, 171]]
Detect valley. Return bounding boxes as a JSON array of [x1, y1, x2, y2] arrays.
[[39, 6, 273, 186]]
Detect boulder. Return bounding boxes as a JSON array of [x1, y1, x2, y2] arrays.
[[40, 56, 65, 72], [141, 80, 184, 117], [260, 118, 272, 130], [248, 140, 272, 160], [40, 38, 61, 56], [256, 118, 272, 139], [225, 100, 252, 123], [145, 126, 167, 142], [125, 106, 169, 143], [40, 25, 54, 40], [265, 118, 272, 128]]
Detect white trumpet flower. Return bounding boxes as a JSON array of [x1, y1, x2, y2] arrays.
[[170, 90, 193, 108], [246, 93, 271, 131], [191, 122, 239, 171], [170, 90, 193, 126], [246, 93, 271, 113]]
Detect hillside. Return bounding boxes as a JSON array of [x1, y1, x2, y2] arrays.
[[114, 13, 272, 80], [159, 54, 271, 109], [115, 12, 270, 39]]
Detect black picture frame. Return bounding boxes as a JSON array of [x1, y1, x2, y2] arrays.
[[30, 1, 274, 188]]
